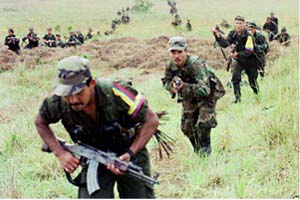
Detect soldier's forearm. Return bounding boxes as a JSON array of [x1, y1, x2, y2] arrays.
[[129, 108, 159, 154], [34, 114, 66, 157]]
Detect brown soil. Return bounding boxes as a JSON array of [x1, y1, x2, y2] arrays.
[[0, 36, 284, 72]]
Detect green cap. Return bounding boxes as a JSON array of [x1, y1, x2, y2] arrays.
[[53, 56, 92, 96], [234, 16, 245, 22], [168, 36, 187, 52]]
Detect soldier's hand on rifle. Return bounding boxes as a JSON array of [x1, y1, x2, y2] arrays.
[[107, 152, 131, 175], [230, 52, 238, 58], [171, 76, 183, 93], [211, 28, 220, 38], [57, 150, 80, 174]]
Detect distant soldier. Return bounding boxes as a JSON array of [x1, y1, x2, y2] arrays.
[[161, 36, 225, 155], [212, 16, 259, 103], [85, 28, 94, 40], [76, 30, 84, 44], [22, 27, 40, 49], [263, 17, 278, 42], [56, 34, 66, 48], [246, 22, 269, 77], [186, 19, 192, 31], [171, 14, 182, 26], [220, 19, 231, 28], [43, 28, 57, 47], [66, 31, 82, 47], [121, 14, 130, 24], [4, 28, 20, 54], [270, 12, 278, 26], [274, 27, 291, 46]]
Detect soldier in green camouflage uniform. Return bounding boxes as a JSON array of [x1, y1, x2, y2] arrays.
[[35, 56, 158, 198], [246, 22, 269, 77], [162, 37, 225, 155]]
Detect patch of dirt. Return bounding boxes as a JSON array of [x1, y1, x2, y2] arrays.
[[0, 36, 286, 73]]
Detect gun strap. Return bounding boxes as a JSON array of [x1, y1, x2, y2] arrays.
[[64, 170, 83, 187]]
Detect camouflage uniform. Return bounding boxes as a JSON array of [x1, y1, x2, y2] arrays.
[[247, 22, 269, 77], [162, 37, 225, 154], [214, 17, 259, 102], [38, 56, 155, 198]]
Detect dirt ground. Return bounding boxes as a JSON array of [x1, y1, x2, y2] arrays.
[[0, 36, 283, 72]]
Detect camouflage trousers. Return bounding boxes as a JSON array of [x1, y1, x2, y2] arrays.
[[180, 100, 217, 154], [77, 148, 155, 199]]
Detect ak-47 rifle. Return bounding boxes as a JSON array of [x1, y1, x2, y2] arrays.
[[226, 43, 237, 72], [41, 111, 173, 195], [42, 138, 160, 195]]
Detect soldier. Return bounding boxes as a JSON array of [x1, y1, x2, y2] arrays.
[[22, 27, 40, 49], [121, 14, 130, 24], [186, 19, 192, 31], [212, 16, 259, 103], [263, 17, 278, 42], [246, 22, 269, 77], [34, 56, 158, 198], [274, 27, 291, 46], [161, 36, 225, 155], [66, 31, 82, 47], [43, 27, 57, 47], [270, 12, 278, 26], [4, 28, 21, 55], [76, 30, 84, 44], [55, 34, 66, 48], [85, 28, 94, 40], [171, 14, 182, 27]]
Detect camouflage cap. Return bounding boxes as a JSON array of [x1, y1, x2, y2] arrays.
[[53, 56, 92, 96], [234, 16, 245, 22], [281, 27, 287, 32], [168, 36, 187, 52]]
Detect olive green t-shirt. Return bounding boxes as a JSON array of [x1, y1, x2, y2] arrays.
[[39, 78, 148, 153]]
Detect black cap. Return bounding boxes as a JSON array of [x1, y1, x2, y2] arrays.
[[234, 16, 245, 21], [281, 27, 287, 32], [247, 21, 257, 28], [8, 28, 14, 33]]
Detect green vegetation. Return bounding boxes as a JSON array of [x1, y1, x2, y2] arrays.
[[0, 0, 299, 198]]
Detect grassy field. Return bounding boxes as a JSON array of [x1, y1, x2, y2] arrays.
[[0, 0, 299, 198]]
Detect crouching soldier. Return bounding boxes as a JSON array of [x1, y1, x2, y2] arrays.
[[162, 36, 225, 155]]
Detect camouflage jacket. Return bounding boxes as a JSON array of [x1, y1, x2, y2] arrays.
[[253, 31, 269, 55], [39, 78, 148, 154], [163, 55, 212, 103]]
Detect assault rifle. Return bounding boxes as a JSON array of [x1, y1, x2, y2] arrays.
[[226, 43, 237, 72], [42, 138, 160, 195]]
